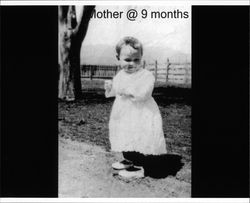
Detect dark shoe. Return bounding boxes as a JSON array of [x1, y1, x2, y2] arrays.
[[112, 160, 133, 170]]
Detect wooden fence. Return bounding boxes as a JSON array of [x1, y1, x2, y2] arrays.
[[81, 65, 119, 80], [81, 59, 191, 84], [146, 59, 191, 84]]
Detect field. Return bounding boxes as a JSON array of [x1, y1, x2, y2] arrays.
[[58, 80, 191, 197]]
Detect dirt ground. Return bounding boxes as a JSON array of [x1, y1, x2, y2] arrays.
[[59, 137, 191, 198], [58, 82, 191, 197]]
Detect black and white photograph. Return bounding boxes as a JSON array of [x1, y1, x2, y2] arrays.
[[1, 0, 249, 201], [58, 5, 191, 197]]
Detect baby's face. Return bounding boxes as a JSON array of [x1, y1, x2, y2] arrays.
[[118, 45, 142, 74]]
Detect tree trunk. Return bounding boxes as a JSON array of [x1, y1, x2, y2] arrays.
[[58, 6, 95, 100]]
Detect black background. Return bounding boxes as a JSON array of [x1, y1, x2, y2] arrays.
[[1, 7, 58, 197], [1, 6, 249, 197], [192, 6, 249, 197]]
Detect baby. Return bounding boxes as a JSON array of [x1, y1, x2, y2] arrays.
[[105, 36, 167, 178]]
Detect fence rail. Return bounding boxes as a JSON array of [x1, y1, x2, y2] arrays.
[[81, 65, 119, 79], [146, 60, 191, 84], [81, 59, 191, 84]]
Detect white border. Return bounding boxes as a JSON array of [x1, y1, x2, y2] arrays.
[[0, 198, 249, 202], [1, 1, 248, 202], [0, 1, 249, 5]]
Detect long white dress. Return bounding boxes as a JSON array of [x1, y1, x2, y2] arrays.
[[106, 68, 167, 155]]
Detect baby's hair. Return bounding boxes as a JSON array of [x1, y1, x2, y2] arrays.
[[116, 36, 143, 57]]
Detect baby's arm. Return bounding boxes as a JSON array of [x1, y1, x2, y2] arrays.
[[118, 92, 134, 99], [104, 72, 119, 98]]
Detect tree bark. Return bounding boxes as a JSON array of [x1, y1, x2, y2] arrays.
[[58, 6, 95, 100]]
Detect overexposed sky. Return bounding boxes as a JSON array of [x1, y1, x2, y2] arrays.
[[77, 5, 191, 53], [76, 5, 191, 64]]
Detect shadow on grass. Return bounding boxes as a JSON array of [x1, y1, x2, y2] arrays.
[[143, 154, 184, 179], [153, 86, 191, 106]]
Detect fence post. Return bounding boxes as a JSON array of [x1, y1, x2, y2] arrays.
[[155, 60, 158, 81], [184, 63, 189, 84], [143, 60, 146, 69], [166, 58, 170, 82], [90, 65, 93, 80]]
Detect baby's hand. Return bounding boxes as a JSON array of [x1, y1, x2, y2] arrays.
[[104, 80, 112, 92]]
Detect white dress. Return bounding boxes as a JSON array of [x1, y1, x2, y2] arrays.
[[106, 68, 167, 155]]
